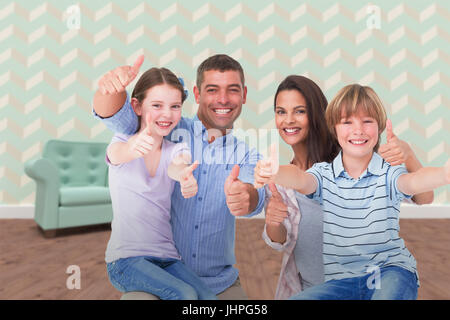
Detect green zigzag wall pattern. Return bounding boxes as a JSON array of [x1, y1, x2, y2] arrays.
[[0, 0, 449, 204]]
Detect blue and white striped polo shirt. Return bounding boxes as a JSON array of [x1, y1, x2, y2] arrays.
[[306, 151, 418, 283]]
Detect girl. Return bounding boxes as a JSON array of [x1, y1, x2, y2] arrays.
[[259, 77, 433, 299], [98, 63, 217, 300]]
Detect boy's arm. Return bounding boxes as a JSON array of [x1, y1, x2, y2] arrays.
[[397, 160, 450, 196], [255, 160, 318, 195], [273, 165, 318, 195], [254, 145, 318, 195]]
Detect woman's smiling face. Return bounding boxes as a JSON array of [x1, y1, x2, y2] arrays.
[[275, 89, 310, 146]]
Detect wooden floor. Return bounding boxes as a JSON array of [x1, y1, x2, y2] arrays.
[[0, 218, 449, 300]]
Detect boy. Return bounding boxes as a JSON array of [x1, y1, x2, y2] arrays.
[[254, 84, 450, 299]]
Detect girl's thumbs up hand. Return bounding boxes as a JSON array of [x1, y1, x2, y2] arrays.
[[127, 112, 154, 159], [180, 160, 199, 199]]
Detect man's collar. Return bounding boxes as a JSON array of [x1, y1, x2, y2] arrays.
[[191, 114, 234, 143]]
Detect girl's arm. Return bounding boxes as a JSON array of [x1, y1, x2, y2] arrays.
[[397, 160, 450, 196], [107, 129, 154, 165]]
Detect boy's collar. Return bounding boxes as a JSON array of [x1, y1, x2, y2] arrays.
[[332, 151, 386, 179]]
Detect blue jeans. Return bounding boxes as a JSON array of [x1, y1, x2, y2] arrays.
[[107, 256, 217, 300], [289, 266, 418, 300]]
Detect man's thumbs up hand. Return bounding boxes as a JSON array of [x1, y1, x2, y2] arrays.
[[224, 165, 252, 216], [98, 55, 145, 95]]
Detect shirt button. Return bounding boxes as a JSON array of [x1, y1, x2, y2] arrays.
[[195, 225, 198, 230], [192, 254, 196, 258], [198, 197, 202, 201], [203, 170, 206, 174]]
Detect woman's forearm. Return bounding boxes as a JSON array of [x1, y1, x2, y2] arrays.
[[266, 223, 287, 244], [404, 152, 434, 204]]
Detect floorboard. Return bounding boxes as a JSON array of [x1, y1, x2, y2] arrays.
[[0, 218, 449, 300]]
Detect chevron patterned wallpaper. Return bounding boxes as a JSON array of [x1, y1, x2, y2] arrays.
[[1, 0, 449, 205]]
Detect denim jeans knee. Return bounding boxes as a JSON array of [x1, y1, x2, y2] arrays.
[[370, 266, 418, 300]]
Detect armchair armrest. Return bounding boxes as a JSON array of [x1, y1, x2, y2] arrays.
[[24, 158, 60, 230]]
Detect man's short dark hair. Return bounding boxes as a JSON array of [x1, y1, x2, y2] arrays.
[[196, 54, 245, 90]]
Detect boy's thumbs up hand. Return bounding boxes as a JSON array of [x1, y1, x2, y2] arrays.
[[98, 55, 144, 95], [254, 144, 279, 189]]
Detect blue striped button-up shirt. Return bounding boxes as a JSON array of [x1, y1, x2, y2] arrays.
[[94, 96, 266, 293], [306, 151, 418, 284]]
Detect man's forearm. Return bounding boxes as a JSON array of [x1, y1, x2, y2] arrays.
[[245, 183, 259, 215], [93, 91, 127, 118]]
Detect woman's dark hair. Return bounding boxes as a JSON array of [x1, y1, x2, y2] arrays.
[[132, 67, 186, 132], [274, 75, 339, 166]]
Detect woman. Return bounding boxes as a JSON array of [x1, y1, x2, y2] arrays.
[[262, 75, 433, 299]]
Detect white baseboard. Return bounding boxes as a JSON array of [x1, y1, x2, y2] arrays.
[[1, 204, 449, 219], [0, 205, 34, 219]]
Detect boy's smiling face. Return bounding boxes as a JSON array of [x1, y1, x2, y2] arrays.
[[335, 109, 379, 161]]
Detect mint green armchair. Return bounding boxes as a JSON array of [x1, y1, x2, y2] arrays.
[[24, 140, 112, 236]]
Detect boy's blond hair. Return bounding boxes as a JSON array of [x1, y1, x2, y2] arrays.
[[325, 84, 387, 151]]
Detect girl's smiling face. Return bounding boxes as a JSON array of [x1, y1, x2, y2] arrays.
[[134, 84, 183, 137], [274, 89, 309, 146], [335, 109, 379, 160]]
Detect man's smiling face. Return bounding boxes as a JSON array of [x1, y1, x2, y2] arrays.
[[194, 70, 247, 134]]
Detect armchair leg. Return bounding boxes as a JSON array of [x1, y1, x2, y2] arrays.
[[38, 227, 57, 238]]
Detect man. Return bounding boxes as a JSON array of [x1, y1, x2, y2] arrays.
[[93, 54, 266, 299]]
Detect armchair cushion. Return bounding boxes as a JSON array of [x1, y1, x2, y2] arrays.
[[59, 186, 111, 206]]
